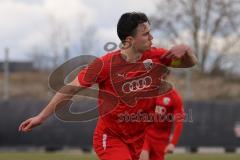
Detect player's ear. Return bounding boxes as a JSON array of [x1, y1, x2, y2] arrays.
[[125, 36, 134, 43], [122, 36, 134, 49]]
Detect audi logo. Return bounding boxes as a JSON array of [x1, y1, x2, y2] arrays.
[[122, 76, 152, 94]]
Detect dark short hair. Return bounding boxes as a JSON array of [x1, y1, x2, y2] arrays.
[[117, 12, 149, 42]]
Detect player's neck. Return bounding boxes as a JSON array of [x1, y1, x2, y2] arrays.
[[121, 47, 142, 63]]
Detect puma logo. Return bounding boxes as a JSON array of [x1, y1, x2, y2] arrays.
[[117, 73, 125, 78]]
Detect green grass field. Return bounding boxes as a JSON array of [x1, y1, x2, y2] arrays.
[[0, 152, 239, 160]]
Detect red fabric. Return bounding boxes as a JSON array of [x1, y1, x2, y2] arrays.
[[143, 89, 184, 160], [93, 119, 143, 160], [77, 48, 173, 159], [142, 137, 166, 160], [142, 135, 150, 151]]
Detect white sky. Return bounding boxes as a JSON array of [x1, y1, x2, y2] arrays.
[[0, 0, 158, 61]]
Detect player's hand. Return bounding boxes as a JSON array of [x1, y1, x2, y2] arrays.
[[166, 44, 192, 59], [164, 143, 175, 154], [18, 115, 43, 132], [139, 150, 149, 160]]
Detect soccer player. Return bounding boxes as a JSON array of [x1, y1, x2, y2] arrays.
[[18, 12, 197, 160], [139, 89, 185, 160]]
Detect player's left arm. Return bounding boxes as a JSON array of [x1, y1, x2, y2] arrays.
[[165, 121, 184, 154], [165, 90, 185, 154], [164, 44, 198, 68]]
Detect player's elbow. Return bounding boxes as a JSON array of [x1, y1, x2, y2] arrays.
[[181, 52, 198, 68], [189, 54, 198, 67]]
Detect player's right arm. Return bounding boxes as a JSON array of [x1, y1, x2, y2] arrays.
[[18, 55, 108, 132], [18, 76, 82, 132]]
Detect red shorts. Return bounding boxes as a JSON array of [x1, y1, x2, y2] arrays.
[[142, 137, 168, 160], [93, 126, 143, 160]]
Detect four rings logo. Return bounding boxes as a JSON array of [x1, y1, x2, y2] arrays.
[[122, 76, 152, 93]]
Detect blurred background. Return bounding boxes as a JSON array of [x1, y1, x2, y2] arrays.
[[0, 0, 240, 159]]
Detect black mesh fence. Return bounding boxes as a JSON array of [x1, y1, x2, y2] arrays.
[[0, 100, 240, 151]]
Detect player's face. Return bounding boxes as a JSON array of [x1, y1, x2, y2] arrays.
[[132, 22, 153, 52]]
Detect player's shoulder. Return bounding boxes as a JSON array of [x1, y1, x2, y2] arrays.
[[168, 88, 180, 96], [168, 89, 183, 104], [151, 47, 168, 53], [100, 50, 120, 61]]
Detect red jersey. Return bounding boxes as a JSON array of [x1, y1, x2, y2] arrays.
[[78, 48, 173, 143], [145, 89, 185, 146]]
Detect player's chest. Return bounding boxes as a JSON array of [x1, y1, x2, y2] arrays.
[[155, 96, 173, 115]]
